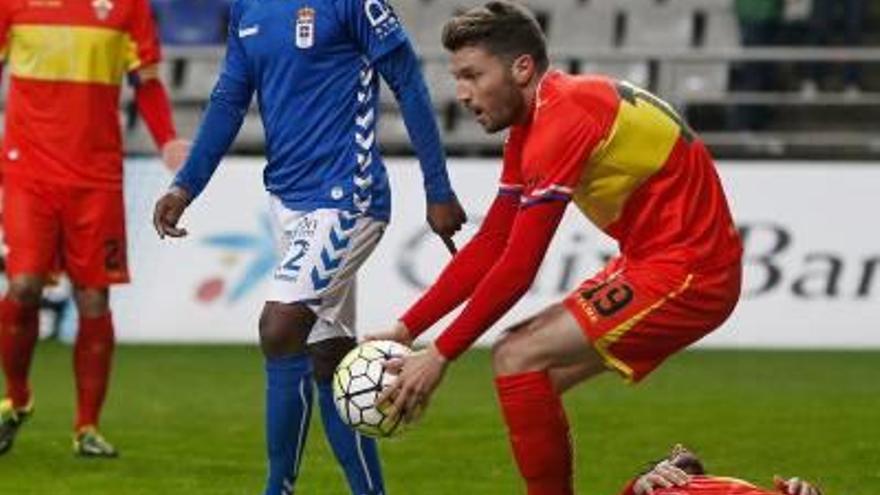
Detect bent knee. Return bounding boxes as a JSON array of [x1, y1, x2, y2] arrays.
[[493, 332, 539, 376], [7, 277, 45, 307], [74, 287, 110, 318]]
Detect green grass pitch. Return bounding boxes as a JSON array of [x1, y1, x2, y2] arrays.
[[0, 344, 877, 494]]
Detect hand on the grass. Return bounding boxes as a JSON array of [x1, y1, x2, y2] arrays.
[[363, 322, 413, 346], [426, 197, 467, 252], [153, 185, 191, 239], [774, 475, 823, 495], [633, 460, 691, 495], [378, 345, 448, 423], [161, 138, 191, 172]]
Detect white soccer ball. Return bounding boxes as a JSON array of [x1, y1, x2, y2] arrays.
[[332, 340, 411, 438]]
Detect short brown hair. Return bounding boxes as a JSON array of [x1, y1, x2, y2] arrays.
[[441, 1, 549, 73]]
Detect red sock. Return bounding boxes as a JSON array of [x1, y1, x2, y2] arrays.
[[496, 371, 574, 495], [0, 298, 40, 408], [74, 313, 115, 430]]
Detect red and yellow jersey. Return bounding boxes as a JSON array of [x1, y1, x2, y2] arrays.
[[0, 0, 161, 188], [622, 475, 777, 495], [502, 71, 742, 269]]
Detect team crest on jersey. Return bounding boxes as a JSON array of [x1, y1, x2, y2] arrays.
[[295, 6, 316, 49], [91, 0, 113, 20]]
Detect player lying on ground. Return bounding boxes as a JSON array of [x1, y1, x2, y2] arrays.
[[371, 2, 743, 494], [0, 0, 187, 458], [622, 444, 823, 495], [152, 0, 465, 493]]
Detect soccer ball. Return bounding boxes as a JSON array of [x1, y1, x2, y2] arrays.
[[332, 340, 411, 438]]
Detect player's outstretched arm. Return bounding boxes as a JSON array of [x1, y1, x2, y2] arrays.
[[125, 0, 188, 171], [374, 42, 466, 242], [773, 475, 823, 495], [379, 199, 567, 420], [131, 64, 189, 171], [433, 199, 567, 360], [152, 0, 254, 239], [373, 191, 519, 343]]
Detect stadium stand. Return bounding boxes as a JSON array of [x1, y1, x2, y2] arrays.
[[2, 0, 878, 158]]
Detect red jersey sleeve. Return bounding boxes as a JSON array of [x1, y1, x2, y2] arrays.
[[126, 0, 162, 71], [399, 192, 519, 337], [434, 199, 567, 360], [499, 125, 527, 196], [398, 126, 531, 337], [520, 98, 604, 208]]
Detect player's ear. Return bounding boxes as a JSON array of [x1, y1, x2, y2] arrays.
[[510, 54, 535, 86]]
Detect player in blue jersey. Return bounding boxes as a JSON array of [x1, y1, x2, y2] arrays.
[[152, 1, 466, 493]]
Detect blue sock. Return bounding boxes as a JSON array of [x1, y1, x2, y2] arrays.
[[316, 380, 386, 495], [264, 354, 313, 495]]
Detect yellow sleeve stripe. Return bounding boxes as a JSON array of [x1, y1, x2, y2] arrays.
[[8, 25, 130, 85]]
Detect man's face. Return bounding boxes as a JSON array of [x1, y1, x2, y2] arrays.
[[449, 45, 524, 134]]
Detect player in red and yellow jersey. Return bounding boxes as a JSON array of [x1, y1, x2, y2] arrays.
[[0, 0, 188, 457], [371, 2, 743, 493], [620, 444, 823, 495]]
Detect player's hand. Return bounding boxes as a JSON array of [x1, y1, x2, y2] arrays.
[[363, 321, 414, 346], [153, 186, 191, 239], [633, 460, 691, 495], [426, 197, 467, 253], [161, 139, 191, 172], [378, 344, 448, 424], [774, 476, 823, 495]]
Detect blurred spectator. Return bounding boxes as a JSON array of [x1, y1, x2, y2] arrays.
[[151, 0, 231, 46], [805, 0, 865, 95], [730, 0, 783, 130]]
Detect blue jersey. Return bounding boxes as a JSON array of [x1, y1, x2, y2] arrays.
[[175, 0, 451, 221]]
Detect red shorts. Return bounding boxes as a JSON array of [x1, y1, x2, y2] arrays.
[[563, 257, 741, 383], [2, 178, 129, 287]]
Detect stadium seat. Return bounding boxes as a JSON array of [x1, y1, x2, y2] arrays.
[[580, 61, 651, 89], [160, 59, 222, 101], [703, 7, 740, 48], [662, 61, 729, 98], [545, 1, 632, 81], [377, 111, 411, 149], [422, 58, 456, 109], [404, 0, 464, 57], [546, 0, 619, 54], [446, 114, 506, 150], [622, 2, 694, 50], [660, 6, 739, 98], [671, 0, 735, 11]]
